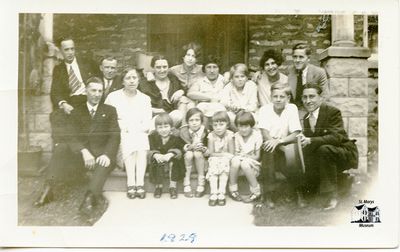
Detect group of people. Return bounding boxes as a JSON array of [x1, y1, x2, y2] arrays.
[[33, 37, 358, 216]]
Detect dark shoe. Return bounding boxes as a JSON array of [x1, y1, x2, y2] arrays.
[[127, 186, 136, 199], [33, 185, 53, 207], [208, 194, 218, 206], [264, 194, 275, 209], [217, 198, 226, 206], [243, 193, 261, 203], [296, 191, 307, 208], [323, 197, 338, 211], [154, 187, 162, 198], [169, 187, 178, 199], [79, 192, 95, 214], [136, 186, 146, 199], [229, 191, 242, 202], [195, 190, 205, 198]]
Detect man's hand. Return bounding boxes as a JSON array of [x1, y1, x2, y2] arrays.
[[81, 149, 95, 170], [300, 136, 311, 148], [262, 139, 281, 153], [153, 153, 164, 163], [61, 102, 74, 114], [164, 153, 175, 162], [96, 154, 111, 167]]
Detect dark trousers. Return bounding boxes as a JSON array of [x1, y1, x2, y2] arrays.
[[46, 143, 114, 197], [260, 145, 304, 194], [304, 144, 349, 194], [150, 158, 182, 185]]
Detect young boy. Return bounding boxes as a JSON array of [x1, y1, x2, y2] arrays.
[[148, 113, 185, 199]]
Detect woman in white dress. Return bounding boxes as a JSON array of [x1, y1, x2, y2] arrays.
[[105, 67, 152, 199]]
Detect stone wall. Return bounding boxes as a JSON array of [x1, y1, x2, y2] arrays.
[[248, 15, 332, 72]]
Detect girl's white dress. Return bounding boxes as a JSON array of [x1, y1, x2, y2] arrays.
[[234, 129, 263, 176], [206, 130, 234, 179]]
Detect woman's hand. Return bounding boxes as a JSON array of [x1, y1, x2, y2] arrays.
[[262, 139, 281, 153], [171, 90, 184, 103]]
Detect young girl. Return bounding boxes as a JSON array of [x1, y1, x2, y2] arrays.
[[229, 111, 263, 203], [180, 107, 209, 198], [148, 113, 185, 199], [206, 111, 235, 206]]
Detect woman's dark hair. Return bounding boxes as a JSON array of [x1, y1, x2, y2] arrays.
[[234, 111, 255, 127], [185, 107, 204, 123], [121, 66, 139, 80], [182, 42, 202, 59], [259, 49, 283, 69], [150, 55, 168, 68], [202, 55, 221, 72]]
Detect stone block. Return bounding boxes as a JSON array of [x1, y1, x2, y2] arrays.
[[250, 40, 284, 47], [34, 113, 52, 132], [265, 17, 286, 22], [329, 78, 348, 97], [348, 117, 368, 137], [323, 58, 368, 78], [252, 32, 265, 38], [307, 23, 314, 29], [329, 98, 368, 117], [349, 78, 368, 97], [285, 24, 301, 30], [288, 40, 308, 46], [323, 40, 331, 45], [29, 133, 53, 152], [358, 156, 368, 173], [27, 114, 35, 132], [353, 137, 368, 156], [27, 95, 52, 113]]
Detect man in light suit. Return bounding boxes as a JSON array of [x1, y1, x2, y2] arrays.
[[35, 77, 121, 214], [299, 84, 358, 211], [287, 43, 329, 108], [98, 56, 123, 103], [50, 37, 97, 143]]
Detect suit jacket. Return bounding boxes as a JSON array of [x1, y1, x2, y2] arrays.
[[99, 74, 123, 104], [303, 103, 358, 168], [287, 64, 329, 102], [50, 58, 97, 109], [68, 102, 121, 163]]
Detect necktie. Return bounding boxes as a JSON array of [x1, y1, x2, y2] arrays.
[[69, 65, 82, 94], [295, 70, 303, 105], [90, 108, 96, 119], [309, 113, 316, 133]]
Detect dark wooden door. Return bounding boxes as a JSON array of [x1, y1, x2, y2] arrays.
[[148, 14, 246, 72]]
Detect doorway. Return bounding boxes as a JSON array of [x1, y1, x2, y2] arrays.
[[148, 14, 247, 72]]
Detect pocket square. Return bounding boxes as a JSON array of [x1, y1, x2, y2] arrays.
[[102, 114, 106, 117]]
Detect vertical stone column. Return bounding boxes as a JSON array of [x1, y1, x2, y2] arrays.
[[320, 42, 371, 173], [331, 15, 356, 47]]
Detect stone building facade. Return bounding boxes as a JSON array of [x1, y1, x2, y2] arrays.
[[20, 14, 376, 173]]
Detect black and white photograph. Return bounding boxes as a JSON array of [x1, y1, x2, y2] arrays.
[[1, 0, 399, 249]]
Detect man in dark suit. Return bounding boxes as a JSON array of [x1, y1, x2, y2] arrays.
[[299, 84, 358, 210], [50, 37, 97, 142], [98, 56, 123, 103], [287, 43, 329, 107], [35, 77, 121, 214]]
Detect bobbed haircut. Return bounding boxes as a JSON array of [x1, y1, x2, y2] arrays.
[[259, 49, 283, 68], [120, 66, 140, 80], [229, 63, 249, 79], [292, 43, 312, 56], [182, 42, 202, 59], [202, 55, 221, 72], [211, 111, 230, 126], [234, 111, 255, 127], [302, 83, 323, 95], [155, 112, 174, 127], [185, 107, 204, 123], [150, 55, 168, 68], [270, 83, 292, 97], [86, 76, 104, 87]]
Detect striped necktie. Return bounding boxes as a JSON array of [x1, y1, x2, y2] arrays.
[[69, 65, 82, 94], [90, 108, 96, 119]]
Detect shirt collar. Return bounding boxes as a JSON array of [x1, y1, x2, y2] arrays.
[[65, 57, 77, 68], [305, 106, 320, 119], [189, 125, 205, 136], [86, 102, 99, 112]]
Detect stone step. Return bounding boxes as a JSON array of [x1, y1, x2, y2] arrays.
[[104, 168, 252, 194]]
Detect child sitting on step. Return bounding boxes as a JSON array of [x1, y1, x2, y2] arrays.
[[229, 111, 263, 203], [180, 108, 209, 198], [206, 111, 235, 206], [148, 113, 185, 199]]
